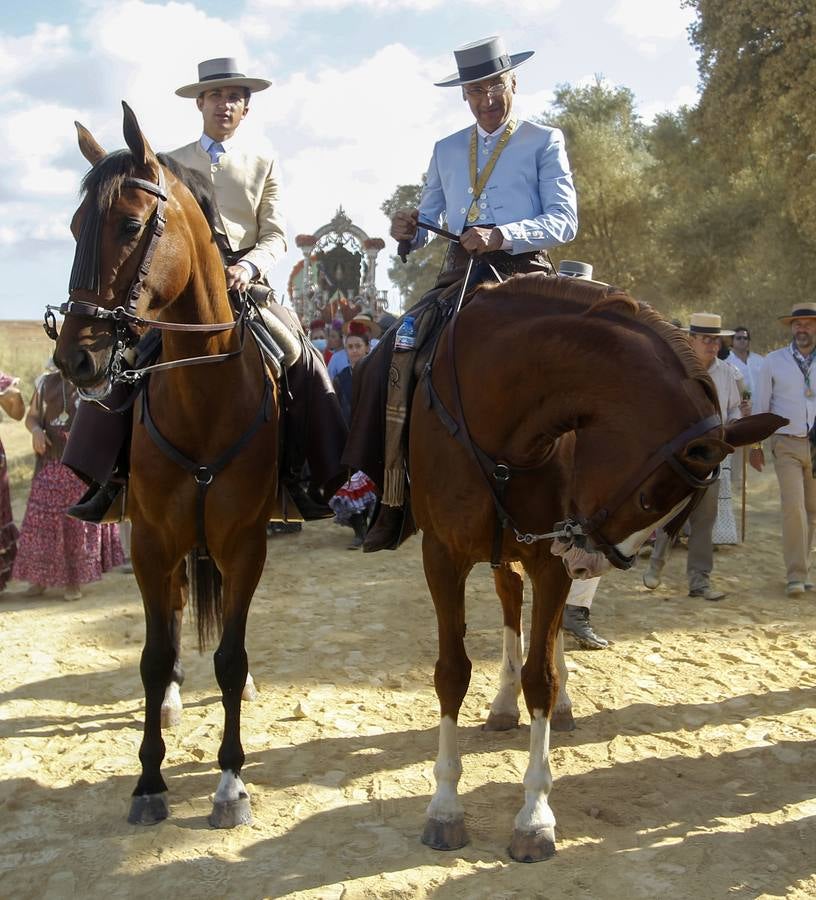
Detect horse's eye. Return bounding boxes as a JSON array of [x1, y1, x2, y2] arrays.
[[121, 219, 143, 238], [639, 493, 652, 511]]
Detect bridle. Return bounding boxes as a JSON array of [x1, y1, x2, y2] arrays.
[[43, 166, 243, 400]]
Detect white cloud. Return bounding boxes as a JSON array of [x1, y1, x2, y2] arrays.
[[607, 0, 694, 42], [0, 23, 72, 83], [638, 83, 698, 122]]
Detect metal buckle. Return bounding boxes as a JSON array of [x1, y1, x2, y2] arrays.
[[493, 463, 510, 483], [194, 467, 214, 486]]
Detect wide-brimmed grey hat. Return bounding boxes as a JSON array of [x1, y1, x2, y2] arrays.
[[176, 57, 271, 98], [434, 36, 534, 88], [558, 260, 608, 287]]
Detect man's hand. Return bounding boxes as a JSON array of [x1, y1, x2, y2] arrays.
[[32, 426, 50, 456], [459, 226, 504, 256], [391, 208, 419, 242], [739, 399, 752, 417], [749, 446, 764, 473], [225, 264, 251, 292]]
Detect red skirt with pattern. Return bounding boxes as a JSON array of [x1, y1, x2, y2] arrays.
[[12, 460, 124, 588], [329, 470, 377, 524]]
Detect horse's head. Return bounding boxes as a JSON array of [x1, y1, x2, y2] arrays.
[[561, 392, 785, 578], [50, 103, 194, 397]]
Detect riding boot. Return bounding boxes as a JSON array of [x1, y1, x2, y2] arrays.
[[281, 338, 348, 504], [562, 605, 609, 650], [284, 478, 334, 521], [361, 504, 405, 553], [67, 478, 127, 523]]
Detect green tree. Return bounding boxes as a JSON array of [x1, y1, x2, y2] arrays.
[[380, 181, 446, 310]]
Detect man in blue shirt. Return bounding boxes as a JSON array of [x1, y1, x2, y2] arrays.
[[344, 36, 578, 551]]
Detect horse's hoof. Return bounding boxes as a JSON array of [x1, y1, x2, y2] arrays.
[[421, 816, 469, 851], [160, 704, 182, 729], [209, 796, 252, 829], [128, 792, 169, 826], [242, 674, 258, 702], [551, 709, 576, 732], [483, 711, 520, 732], [508, 827, 556, 862]]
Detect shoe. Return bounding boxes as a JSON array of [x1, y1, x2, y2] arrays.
[[362, 505, 404, 553], [562, 605, 609, 650], [689, 586, 726, 601], [268, 521, 303, 536], [642, 563, 663, 590], [67, 481, 125, 524], [785, 581, 806, 596], [22, 583, 46, 597], [285, 481, 333, 521], [348, 512, 367, 549], [805, 583, 814, 591], [63, 586, 82, 602]]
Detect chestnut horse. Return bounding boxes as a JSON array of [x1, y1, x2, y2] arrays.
[[50, 105, 277, 828], [409, 277, 783, 861]]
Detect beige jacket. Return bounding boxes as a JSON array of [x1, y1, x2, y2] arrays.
[[169, 140, 287, 282]]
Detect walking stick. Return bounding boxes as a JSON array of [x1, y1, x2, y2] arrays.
[[740, 445, 748, 542]]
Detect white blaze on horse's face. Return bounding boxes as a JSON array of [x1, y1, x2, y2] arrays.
[[612, 494, 693, 559]]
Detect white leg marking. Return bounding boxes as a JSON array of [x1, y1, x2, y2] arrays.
[[214, 770, 248, 804], [161, 682, 182, 722], [426, 716, 464, 823], [514, 710, 556, 835], [553, 630, 572, 719], [489, 625, 524, 719], [242, 672, 258, 701]]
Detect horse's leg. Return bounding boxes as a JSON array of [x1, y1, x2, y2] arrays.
[[551, 630, 575, 732], [485, 561, 524, 731], [208, 531, 266, 829], [420, 532, 472, 851], [508, 558, 570, 862], [161, 563, 187, 729], [128, 549, 176, 826]]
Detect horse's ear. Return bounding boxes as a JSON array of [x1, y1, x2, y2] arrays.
[[75, 121, 107, 165], [724, 413, 788, 448], [678, 437, 731, 477], [121, 101, 158, 173]]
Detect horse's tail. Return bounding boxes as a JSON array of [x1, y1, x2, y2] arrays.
[[189, 549, 223, 652]]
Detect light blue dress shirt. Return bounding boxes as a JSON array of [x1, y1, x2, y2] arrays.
[[412, 118, 577, 255]]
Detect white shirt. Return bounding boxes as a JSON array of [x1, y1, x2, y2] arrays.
[[753, 346, 816, 437], [725, 350, 765, 395], [708, 357, 742, 424]]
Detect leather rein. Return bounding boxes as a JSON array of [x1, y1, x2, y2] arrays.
[[426, 303, 722, 570], [43, 167, 245, 395]]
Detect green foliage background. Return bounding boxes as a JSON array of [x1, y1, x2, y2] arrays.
[[381, 1, 816, 352]]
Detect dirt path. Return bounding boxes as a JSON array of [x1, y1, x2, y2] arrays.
[[1, 417, 815, 899]]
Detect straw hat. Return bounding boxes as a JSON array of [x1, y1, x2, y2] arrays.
[[342, 313, 381, 338], [175, 58, 271, 99], [684, 313, 734, 337], [778, 302, 816, 324], [434, 36, 533, 87]]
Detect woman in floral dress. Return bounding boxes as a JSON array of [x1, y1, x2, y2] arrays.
[[13, 367, 123, 601], [0, 371, 24, 592]]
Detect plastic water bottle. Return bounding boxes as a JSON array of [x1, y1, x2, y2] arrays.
[[393, 315, 416, 351]]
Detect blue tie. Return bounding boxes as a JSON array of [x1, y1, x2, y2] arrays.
[[209, 142, 224, 164]]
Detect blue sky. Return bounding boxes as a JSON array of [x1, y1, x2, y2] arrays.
[[0, 0, 699, 320]]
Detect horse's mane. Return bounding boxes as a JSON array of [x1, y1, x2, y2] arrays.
[[79, 149, 218, 232], [484, 274, 716, 406]]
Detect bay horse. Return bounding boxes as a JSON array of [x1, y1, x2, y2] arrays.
[[50, 104, 277, 828], [408, 277, 784, 861]]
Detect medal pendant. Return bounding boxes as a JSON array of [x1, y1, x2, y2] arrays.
[[466, 206, 479, 224], [806, 387, 814, 398]]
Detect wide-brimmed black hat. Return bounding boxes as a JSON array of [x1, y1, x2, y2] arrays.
[[434, 36, 534, 88], [176, 57, 271, 98]]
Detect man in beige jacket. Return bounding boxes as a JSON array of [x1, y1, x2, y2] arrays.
[[65, 59, 347, 523]]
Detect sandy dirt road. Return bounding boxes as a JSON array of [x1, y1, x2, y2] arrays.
[[1, 416, 815, 899]]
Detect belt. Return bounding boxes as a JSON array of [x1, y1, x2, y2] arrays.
[[445, 242, 552, 275]]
